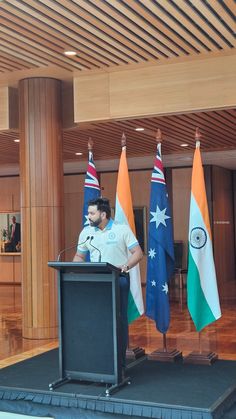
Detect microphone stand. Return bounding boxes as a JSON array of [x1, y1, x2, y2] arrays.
[[57, 236, 90, 261], [57, 243, 78, 262], [89, 236, 102, 262]]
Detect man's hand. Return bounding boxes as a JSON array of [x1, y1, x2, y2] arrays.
[[119, 245, 143, 272], [73, 251, 86, 262], [121, 264, 130, 273]]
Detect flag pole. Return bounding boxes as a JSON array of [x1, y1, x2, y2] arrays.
[[163, 333, 167, 352], [121, 132, 126, 148], [88, 137, 93, 152], [184, 128, 220, 365], [198, 331, 202, 354], [147, 129, 182, 362]]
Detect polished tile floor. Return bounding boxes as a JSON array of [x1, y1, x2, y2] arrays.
[[0, 282, 236, 369]]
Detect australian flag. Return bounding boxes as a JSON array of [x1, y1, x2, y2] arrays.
[[146, 143, 175, 334], [82, 150, 100, 227]]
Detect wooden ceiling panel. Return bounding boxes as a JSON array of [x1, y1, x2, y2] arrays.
[[0, 0, 234, 73], [0, 1, 235, 166], [61, 109, 236, 161], [0, 110, 235, 165]]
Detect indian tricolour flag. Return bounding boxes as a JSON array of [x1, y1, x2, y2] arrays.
[[187, 141, 221, 332], [115, 144, 144, 323]]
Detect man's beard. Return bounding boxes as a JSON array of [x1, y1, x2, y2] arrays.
[[89, 216, 102, 227]]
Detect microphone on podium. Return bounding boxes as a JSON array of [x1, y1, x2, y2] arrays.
[[89, 236, 102, 262], [57, 236, 90, 262]]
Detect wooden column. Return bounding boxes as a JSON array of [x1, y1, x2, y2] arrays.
[[19, 78, 64, 339]]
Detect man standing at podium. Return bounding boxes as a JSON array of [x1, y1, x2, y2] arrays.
[[73, 197, 143, 369]]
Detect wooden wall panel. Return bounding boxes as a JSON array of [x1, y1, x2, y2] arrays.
[[21, 206, 32, 328], [172, 167, 192, 268], [74, 55, 236, 123], [0, 256, 14, 283], [64, 174, 84, 260], [0, 87, 18, 130], [8, 87, 19, 129], [0, 177, 20, 211], [0, 87, 9, 130], [99, 171, 117, 208], [62, 82, 76, 129], [13, 255, 21, 283], [212, 166, 236, 296], [0, 195, 14, 212], [74, 73, 110, 122]]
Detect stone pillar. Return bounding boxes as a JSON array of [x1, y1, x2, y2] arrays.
[[19, 78, 64, 339]]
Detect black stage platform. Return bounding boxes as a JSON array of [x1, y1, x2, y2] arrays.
[[0, 349, 236, 419]]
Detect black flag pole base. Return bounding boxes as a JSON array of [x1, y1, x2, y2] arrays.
[[183, 351, 218, 365], [148, 348, 183, 362], [126, 346, 146, 360]]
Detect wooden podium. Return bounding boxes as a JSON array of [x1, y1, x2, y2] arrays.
[[48, 262, 129, 395]]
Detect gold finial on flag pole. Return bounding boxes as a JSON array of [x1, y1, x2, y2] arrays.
[[195, 128, 201, 148], [155, 128, 163, 144], [121, 132, 126, 148], [88, 137, 93, 151]]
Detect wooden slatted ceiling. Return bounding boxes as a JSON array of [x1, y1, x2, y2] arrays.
[[0, 0, 235, 73], [0, 1, 235, 165], [0, 109, 235, 165], [62, 109, 236, 161]]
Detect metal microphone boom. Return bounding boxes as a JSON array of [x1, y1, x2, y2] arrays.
[[57, 236, 90, 261], [89, 236, 102, 262]]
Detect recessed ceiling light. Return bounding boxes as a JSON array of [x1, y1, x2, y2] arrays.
[[14, 139, 20, 143], [180, 143, 189, 147], [75, 152, 83, 156], [64, 50, 76, 56], [135, 127, 144, 131]]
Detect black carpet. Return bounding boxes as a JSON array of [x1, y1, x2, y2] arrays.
[[0, 349, 236, 419]]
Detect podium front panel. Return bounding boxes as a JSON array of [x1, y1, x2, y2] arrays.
[[58, 270, 121, 383]]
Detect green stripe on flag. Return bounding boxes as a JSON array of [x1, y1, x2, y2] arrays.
[[128, 291, 140, 323], [187, 251, 216, 332]]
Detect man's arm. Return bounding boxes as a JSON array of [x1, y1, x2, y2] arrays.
[[73, 251, 86, 262], [121, 244, 143, 272]]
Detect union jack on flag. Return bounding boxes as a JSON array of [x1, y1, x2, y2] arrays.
[[82, 150, 100, 227], [151, 151, 166, 184], [146, 142, 175, 333]]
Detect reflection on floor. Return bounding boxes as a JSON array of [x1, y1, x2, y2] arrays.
[[0, 283, 236, 369], [0, 285, 58, 368]]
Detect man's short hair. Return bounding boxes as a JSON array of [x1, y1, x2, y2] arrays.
[[88, 197, 111, 219]]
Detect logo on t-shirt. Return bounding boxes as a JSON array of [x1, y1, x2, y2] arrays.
[[108, 232, 116, 240], [107, 231, 117, 245]]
